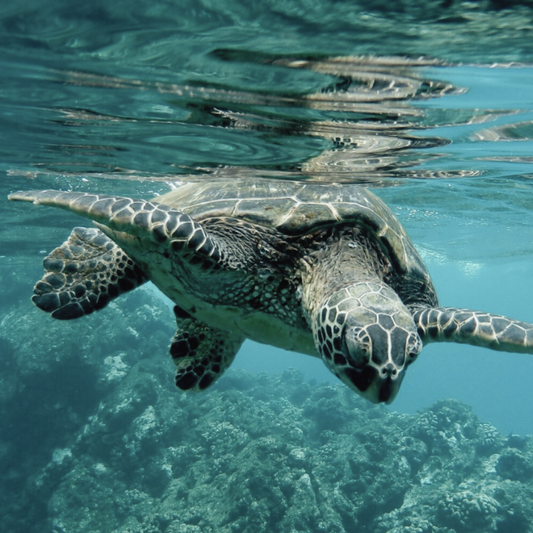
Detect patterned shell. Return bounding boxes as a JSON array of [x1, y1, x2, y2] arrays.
[[157, 179, 433, 292]]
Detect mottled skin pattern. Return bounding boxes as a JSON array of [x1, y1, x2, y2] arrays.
[[32, 227, 147, 319], [8, 180, 533, 403], [414, 308, 533, 352], [170, 305, 244, 391], [312, 282, 423, 403]]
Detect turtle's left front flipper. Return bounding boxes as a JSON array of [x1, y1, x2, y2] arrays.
[[414, 307, 533, 353], [8, 189, 223, 267]]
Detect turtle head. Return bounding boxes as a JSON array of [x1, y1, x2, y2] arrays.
[[316, 282, 422, 404]]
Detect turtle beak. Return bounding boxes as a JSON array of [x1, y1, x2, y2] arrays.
[[343, 363, 405, 404], [375, 364, 405, 404]]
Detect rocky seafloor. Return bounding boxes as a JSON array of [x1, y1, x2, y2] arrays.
[[1, 276, 533, 533]]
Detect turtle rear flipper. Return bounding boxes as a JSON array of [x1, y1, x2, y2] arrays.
[[33, 227, 147, 320], [414, 307, 533, 353], [170, 306, 245, 392]]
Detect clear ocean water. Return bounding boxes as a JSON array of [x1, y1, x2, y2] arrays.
[[1, 2, 533, 529], [2, 1, 533, 428]]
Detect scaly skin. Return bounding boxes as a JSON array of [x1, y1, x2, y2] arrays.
[[8, 190, 222, 262], [313, 281, 422, 404], [414, 307, 533, 353], [9, 189, 533, 404]]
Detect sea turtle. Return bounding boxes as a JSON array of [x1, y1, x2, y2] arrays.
[[8, 180, 533, 404]]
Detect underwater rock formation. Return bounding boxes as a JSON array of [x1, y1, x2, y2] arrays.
[[1, 277, 533, 533], [0, 277, 532, 533]]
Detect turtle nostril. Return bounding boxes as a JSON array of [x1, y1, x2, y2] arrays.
[[381, 363, 396, 377]]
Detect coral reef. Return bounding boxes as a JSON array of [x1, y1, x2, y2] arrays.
[[1, 238, 533, 533], [1, 279, 533, 533]]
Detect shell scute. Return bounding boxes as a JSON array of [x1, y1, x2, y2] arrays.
[[155, 179, 434, 300]]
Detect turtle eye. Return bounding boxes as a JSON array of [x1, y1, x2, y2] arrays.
[[406, 353, 418, 366], [408, 333, 422, 353], [406, 333, 422, 366], [343, 326, 371, 367]]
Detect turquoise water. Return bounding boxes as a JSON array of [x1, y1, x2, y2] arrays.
[[1, 1, 533, 530]]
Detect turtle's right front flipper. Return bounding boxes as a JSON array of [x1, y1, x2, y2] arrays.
[[34, 227, 147, 319], [170, 306, 244, 392], [414, 307, 533, 354]]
